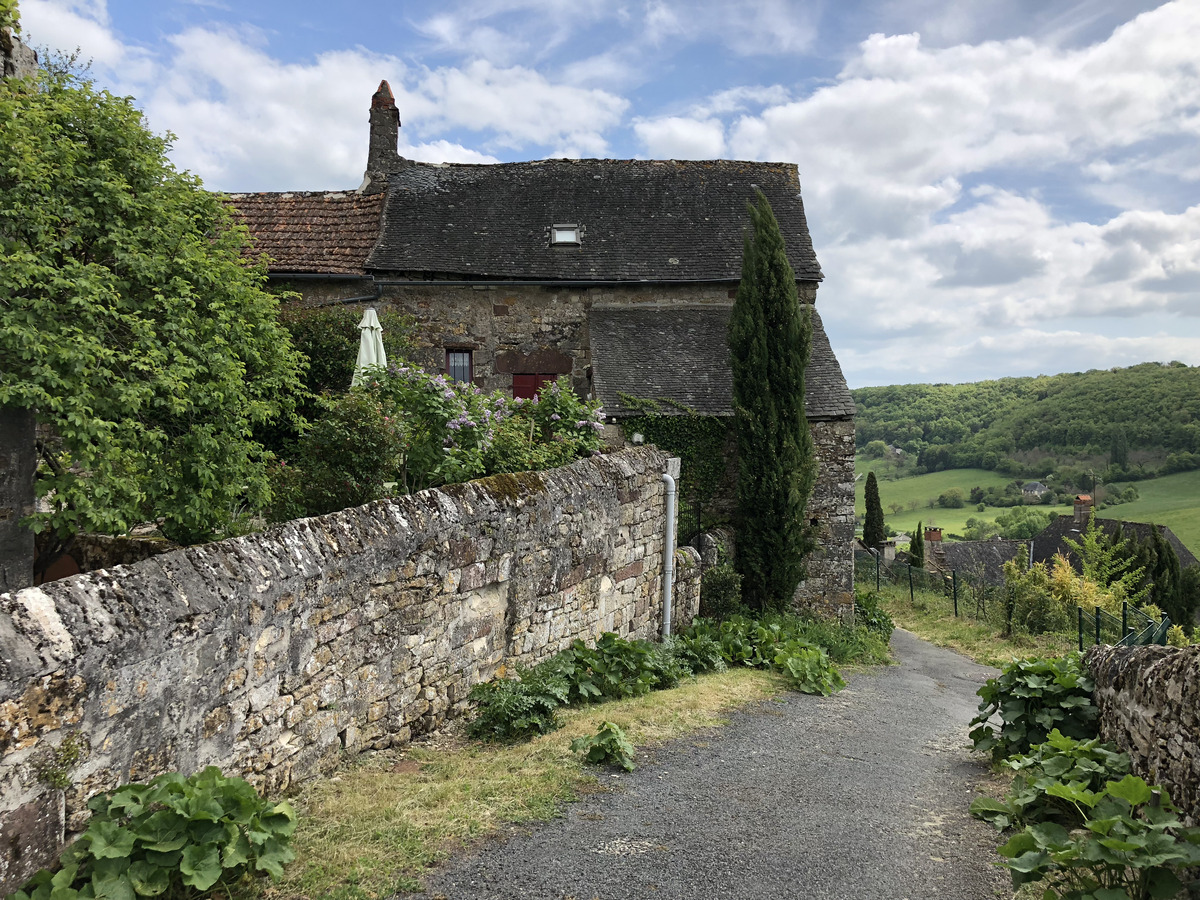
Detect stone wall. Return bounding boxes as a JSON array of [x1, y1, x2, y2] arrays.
[[1087, 644, 1200, 823], [0, 448, 698, 893], [795, 418, 857, 620], [370, 281, 789, 398], [0, 407, 35, 594]]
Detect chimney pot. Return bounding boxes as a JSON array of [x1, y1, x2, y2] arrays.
[[361, 79, 407, 194]]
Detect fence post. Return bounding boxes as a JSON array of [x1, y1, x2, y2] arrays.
[[875, 553, 880, 592], [1094, 606, 1101, 647], [952, 570, 959, 618], [908, 565, 914, 603], [1122, 601, 1128, 640], [1077, 606, 1084, 652]]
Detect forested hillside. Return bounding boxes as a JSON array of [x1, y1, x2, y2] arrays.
[[853, 362, 1200, 485]]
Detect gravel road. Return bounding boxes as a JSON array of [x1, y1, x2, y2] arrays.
[[416, 629, 1010, 900]]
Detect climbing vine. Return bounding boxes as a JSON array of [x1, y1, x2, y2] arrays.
[[617, 394, 732, 536]]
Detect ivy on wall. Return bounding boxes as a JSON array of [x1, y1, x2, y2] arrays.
[[617, 394, 733, 536]]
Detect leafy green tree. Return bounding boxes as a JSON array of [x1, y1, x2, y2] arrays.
[[728, 190, 817, 612], [863, 471, 886, 549], [862, 440, 888, 459], [1062, 513, 1148, 604], [0, 59, 304, 556], [910, 521, 925, 569]]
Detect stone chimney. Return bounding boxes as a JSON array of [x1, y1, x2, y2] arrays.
[[1, 25, 38, 80], [360, 80, 409, 194], [1073, 494, 1094, 525]]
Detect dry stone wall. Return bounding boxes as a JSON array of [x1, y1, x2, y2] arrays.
[[1087, 644, 1200, 824], [0, 448, 697, 893], [794, 418, 856, 620]]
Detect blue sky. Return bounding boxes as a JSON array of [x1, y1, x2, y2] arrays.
[[19, 0, 1200, 387]]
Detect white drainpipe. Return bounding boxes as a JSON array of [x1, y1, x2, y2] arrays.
[[661, 470, 677, 638]]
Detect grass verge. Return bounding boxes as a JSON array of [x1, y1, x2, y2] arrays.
[[870, 581, 1073, 668], [254, 667, 787, 900]]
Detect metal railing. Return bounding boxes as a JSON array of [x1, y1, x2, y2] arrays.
[[855, 549, 1171, 650]]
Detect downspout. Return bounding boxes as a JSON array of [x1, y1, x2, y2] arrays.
[[661, 471, 677, 638]]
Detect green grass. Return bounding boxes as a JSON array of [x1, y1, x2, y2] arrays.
[[1103, 470, 1200, 555], [855, 467, 1016, 536], [856, 463, 1200, 556], [866, 581, 1074, 667]]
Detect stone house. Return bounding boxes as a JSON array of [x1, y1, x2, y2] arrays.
[[228, 81, 856, 615]]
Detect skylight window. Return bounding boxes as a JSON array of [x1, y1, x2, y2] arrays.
[[550, 224, 582, 245]]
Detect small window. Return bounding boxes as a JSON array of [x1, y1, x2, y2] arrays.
[[446, 349, 473, 383], [550, 223, 581, 245]]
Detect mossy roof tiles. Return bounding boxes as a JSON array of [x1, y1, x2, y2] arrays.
[[366, 158, 822, 282]]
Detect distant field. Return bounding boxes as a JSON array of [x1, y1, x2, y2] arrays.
[[854, 466, 1014, 532], [1103, 470, 1200, 555], [853, 464, 1200, 556]]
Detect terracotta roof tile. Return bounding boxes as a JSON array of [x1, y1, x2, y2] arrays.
[[225, 191, 384, 275]]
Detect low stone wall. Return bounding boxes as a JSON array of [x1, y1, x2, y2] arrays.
[[1087, 644, 1200, 823], [0, 447, 698, 893]]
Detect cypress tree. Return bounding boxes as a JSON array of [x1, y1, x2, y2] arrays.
[[728, 190, 818, 612], [910, 521, 925, 569], [863, 471, 886, 549]]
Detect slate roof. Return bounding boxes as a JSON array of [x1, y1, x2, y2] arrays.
[[588, 306, 853, 420], [225, 191, 385, 275], [933, 540, 1027, 585], [366, 159, 822, 282], [1032, 516, 1198, 570]]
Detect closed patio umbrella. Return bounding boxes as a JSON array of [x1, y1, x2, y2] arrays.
[[352, 308, 387, 387]]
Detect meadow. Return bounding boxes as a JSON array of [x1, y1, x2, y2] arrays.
[[855, 464, 1200, 555]]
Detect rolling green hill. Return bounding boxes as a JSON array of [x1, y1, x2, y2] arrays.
[[1104, 470, 1200, 555], [853, 362, 1200, 483]]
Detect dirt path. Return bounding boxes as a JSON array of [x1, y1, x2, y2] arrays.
[[415, 629, 1010, 900]]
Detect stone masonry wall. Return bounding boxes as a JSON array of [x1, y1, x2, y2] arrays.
[[1087, 644, 1200, 824], [794, 418, 857, 620], [369, 282, 818, 399], [0, 448, 698, 893]]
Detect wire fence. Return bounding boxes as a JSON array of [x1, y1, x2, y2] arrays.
[[854, 549, 1170, 651]]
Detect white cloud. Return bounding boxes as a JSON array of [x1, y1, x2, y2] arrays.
[[632, 116, 726, 159], [21, 0, 141, 71], [415, 60, 627, 151]]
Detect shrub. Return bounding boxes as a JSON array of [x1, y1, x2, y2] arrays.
[[665, 632, 726, 675], [271, 389, 406, 520], [367, 367, 604, 493], [970, 729, 1131, 830], [469, 632, 698, 742], [997, 775, 1200, 899], [466, 667, 569, 741], [699, 563, 744, 619], [854, 589, 895, 642], [11, 767, 296, 900], [969, 654, 1098, 763], [773, 642, 845, 695], [571, 722, 636, 772]]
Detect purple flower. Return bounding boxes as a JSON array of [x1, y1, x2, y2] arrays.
[[550, 413, 561, 421]]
